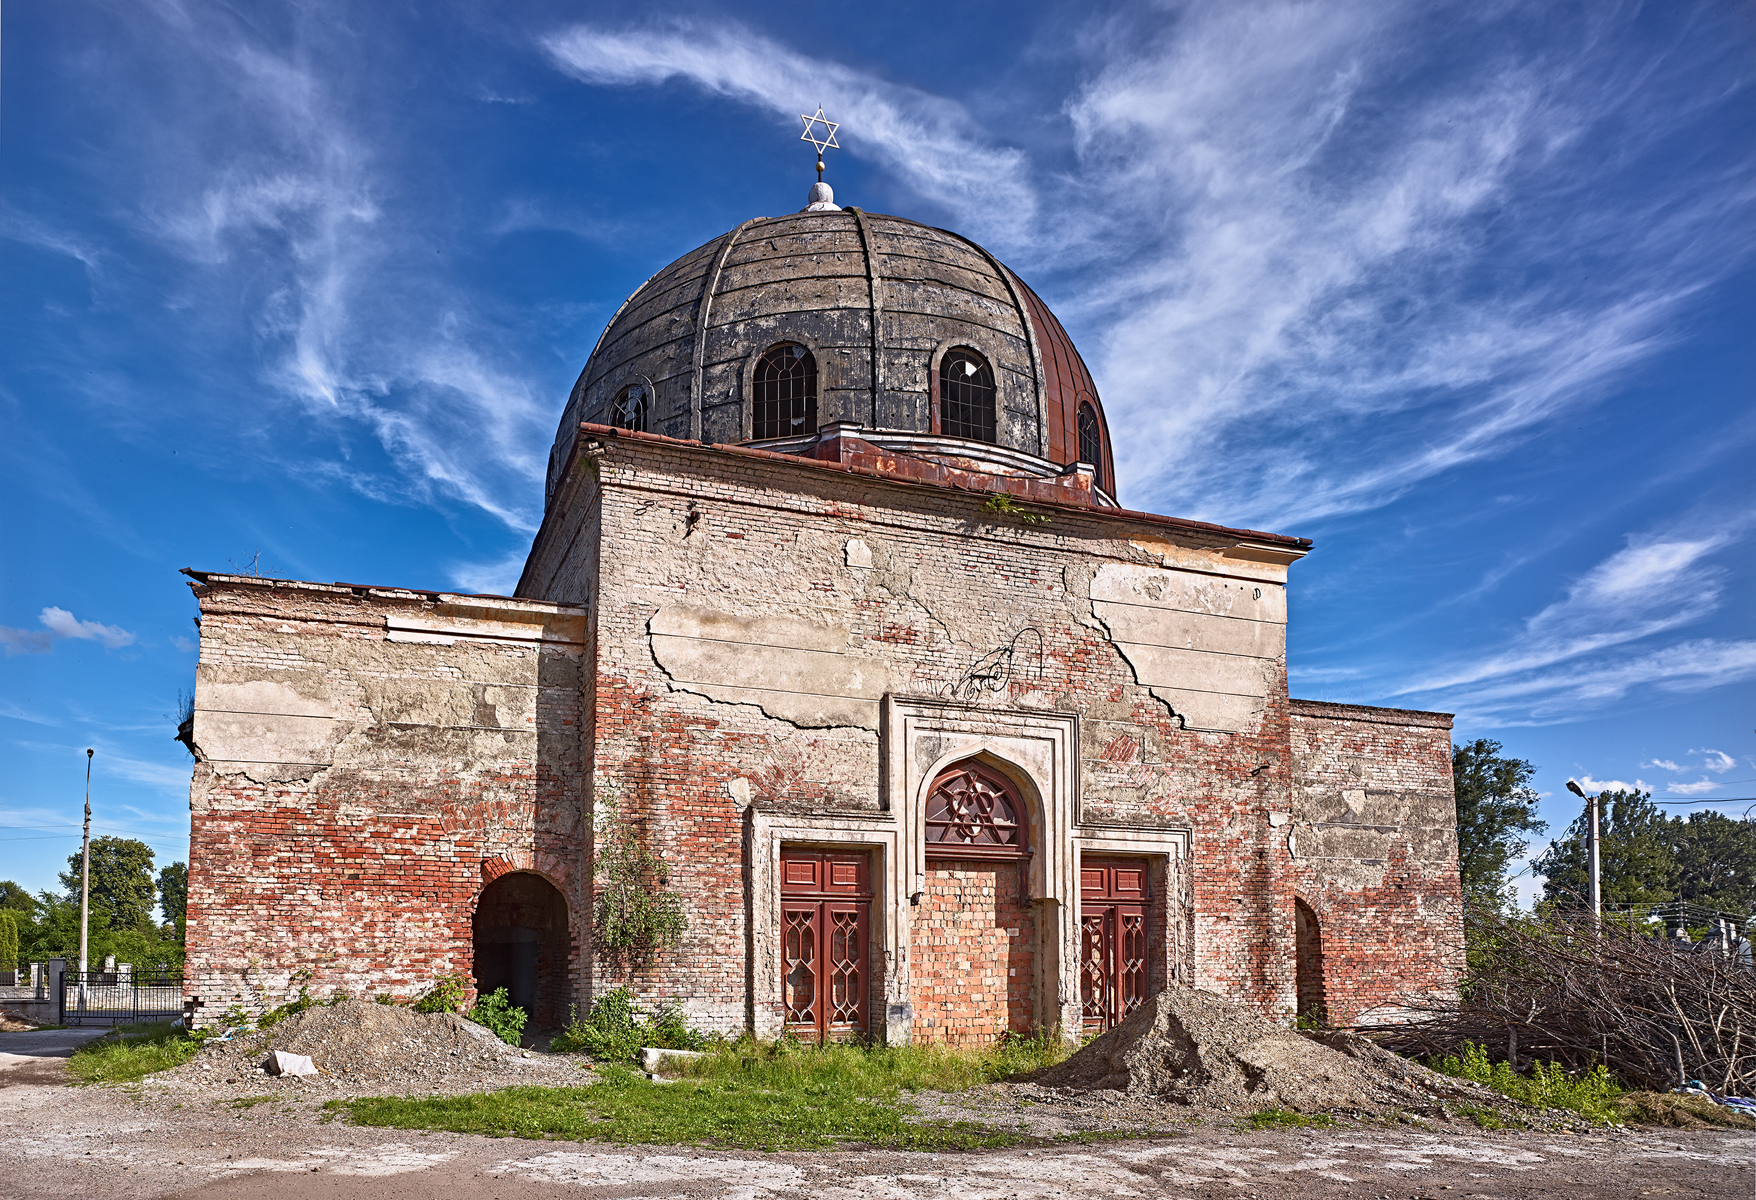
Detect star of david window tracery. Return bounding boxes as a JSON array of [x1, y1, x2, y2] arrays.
[[923, 761, 1028, 860]]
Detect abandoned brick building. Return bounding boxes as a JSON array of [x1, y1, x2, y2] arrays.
[[180, 178, 1465, 1041]]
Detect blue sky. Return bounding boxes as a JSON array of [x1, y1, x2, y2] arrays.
[[2, 1, 1752, 905]]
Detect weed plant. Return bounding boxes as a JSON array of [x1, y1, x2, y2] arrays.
[[412, 974, 469, 1014], [66, 1020, 200, 1085], [551, 987, 705, 1059], [1242, 1108, 1334, 1131], [468, 988, 528, 1046], [1431, 1041, 1622, 1123]]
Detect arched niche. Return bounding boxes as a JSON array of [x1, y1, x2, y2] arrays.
[[473, 871, 571, 1031]]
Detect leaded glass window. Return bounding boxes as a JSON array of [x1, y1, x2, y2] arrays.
[[1078, 401, 1104, 490], [611, 383, 649, 433], [939, 348, 996, 443], [753, 343, 818, 440]]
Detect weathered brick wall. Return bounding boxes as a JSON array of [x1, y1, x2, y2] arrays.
[[522, 431, 1309, 1032], [181, 577, 586, 1025], [913, 862, 1036, 1043], [1289, 700, 1464, 1024]]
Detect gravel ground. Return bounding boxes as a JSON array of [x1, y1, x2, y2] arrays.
[[150, 999, 593, 1100], [4, 1012, 1752, 1197]]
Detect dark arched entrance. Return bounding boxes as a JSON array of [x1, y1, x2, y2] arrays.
[[1294, 897, 1327, 1022], [473, 872, 570, 1031]]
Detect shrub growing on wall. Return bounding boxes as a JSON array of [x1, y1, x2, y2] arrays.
[[593, 787, 686, 973]]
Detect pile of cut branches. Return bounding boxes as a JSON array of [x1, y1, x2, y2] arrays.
[[1363, 908, 1756, 1095]]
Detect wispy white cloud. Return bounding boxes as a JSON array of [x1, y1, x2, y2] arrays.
[[1406, 527, 1741, 694], [1695, 749, 1737, 775], [1058, 0, 1755, 528], [117, 17, 553, 534], [0, 702, 57, 725], [39, 607, 137, 650], [448, 549, 530, 597], [541, 20, 1036, 246], [1667, 778, 1726, 796], [0, 608, 136, 655], [1580, 775, 1651, 795], [1644, 758, 1685, 772]]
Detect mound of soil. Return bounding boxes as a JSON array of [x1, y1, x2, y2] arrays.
[[1034, 987, 1497, 1115], [163, 998, 586, 1095], [1614, 1091, 1756, 1130]]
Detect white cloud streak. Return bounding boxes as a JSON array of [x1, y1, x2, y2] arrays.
[[126, 21, 552, 533], [0, 608, 136, 655], [541, 22, 1035, 246]]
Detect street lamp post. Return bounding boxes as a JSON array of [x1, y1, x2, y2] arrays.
[[1567, 779, 1601, 929], [79, 748, 93, 1009]]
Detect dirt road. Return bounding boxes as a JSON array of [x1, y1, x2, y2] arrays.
[[2, 1030, 1750, 1198]]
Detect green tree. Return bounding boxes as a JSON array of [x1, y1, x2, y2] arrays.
[[58, 837, 157, 932], [1672, 811, 1756, 918], [1452, 739, 1548, 909], [1535, 789, 1678, 910], [0, 911, 18, 971], [0, 880, 39, 917], [158, 861, 188, 929]]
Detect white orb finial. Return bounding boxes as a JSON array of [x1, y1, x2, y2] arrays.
[[802, 181, 838, 213]]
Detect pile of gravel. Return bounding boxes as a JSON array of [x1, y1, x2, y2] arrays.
[[161, 998, 588, 1095], [1034, 987, 1498, 1115]]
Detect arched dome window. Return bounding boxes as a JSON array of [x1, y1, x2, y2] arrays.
[[939, 348, 996, 443], [1077, 401, 1105, 492], [753, 343, 818, 440], [611, 383, 649, 433], [924, 760, 1027, 860]]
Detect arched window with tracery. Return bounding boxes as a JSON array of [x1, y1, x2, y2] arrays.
[[924, 760, 1027, 859], [611, 383, 649, 433], [752, 343, 818, 440], [939, 348, 996, 443], [1077, 401, 1105, 492]]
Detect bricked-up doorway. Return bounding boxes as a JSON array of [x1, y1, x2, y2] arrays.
[[1079, 857, 1150, 1031], [1294, 897, 1327, 1021], [915, 759, 1034, 1045], [473, 872, 570, 1030], [779, 848, 873, 1043]]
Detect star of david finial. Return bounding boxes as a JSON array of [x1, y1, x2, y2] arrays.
[[799, 106, 839, 182]]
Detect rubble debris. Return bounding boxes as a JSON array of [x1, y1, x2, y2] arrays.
[[159, 999, 586, 1096], [261, 1050, 316, 1077], [1034, 987, 1497, 1115], [639, 1046, 705, 1074]]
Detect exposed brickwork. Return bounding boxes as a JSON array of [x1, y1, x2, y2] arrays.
[[181, 579, 585, 1026], [526, 434, 1308, 1032], [180, 437, 1463, 1042], [1290, 700, 1465, 1024], [912, 862, 1035, 1043]]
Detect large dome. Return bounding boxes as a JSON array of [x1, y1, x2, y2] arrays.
[[546, 194, 1116, 507]]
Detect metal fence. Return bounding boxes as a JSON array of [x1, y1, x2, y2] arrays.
[[58, 969, 185, 1026]]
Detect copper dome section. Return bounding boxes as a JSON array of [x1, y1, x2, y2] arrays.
[[1012, 274, 1116, 498]]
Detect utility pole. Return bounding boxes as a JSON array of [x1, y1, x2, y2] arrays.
[[1567, 779, 1601, 929], [79, 748, 93, 1008]]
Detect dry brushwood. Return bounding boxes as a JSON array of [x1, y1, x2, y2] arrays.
[[1361, 909, 1756, 1095]]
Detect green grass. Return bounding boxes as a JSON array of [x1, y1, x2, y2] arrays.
[[1455, 1103, 1521, 1130], [66, 1020, 201, 1085], [333, 1034, 1075, 1152], [1241, 1108, 1335, 1131], [1429, 1042, 1622, 1124]]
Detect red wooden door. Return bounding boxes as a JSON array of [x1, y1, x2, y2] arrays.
[[1080, 857, 1149, 1031], [780, 849, 872, 1042]]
